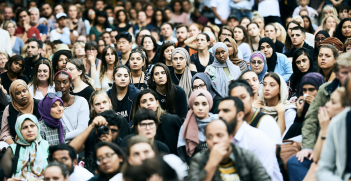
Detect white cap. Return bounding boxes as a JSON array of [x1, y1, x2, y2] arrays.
[[56, 12, 67, 19]]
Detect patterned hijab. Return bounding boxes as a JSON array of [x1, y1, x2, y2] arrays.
[[171, 47, 193, 98]]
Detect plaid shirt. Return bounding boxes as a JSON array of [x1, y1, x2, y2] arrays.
[[39, 120, 68, 145]]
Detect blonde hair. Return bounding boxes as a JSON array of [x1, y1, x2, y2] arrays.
[[210, 24, 220, 41], [333, 87, 347, 107], [292, 15, 304, 26], [21, 44, 28, 58], [274, 22, 287, 43], [0, 51, 8, 59], [336, 52, 351, 68], [322, 5, 338, 20], [343, 38, 351, 52], [321, 15, 340, 31], [89, 90, 112, 118], [252, 11, 264, 22], [3, 20, 17, 30], [72, 41, 85, 58]]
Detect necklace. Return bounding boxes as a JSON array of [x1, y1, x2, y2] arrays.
[[155, 88, 166, 96], [131, 72, 144, 89]]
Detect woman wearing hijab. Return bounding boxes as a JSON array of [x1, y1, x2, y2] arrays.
[[249, 51, 267, 83], [205, 42, 241, 97], [314, 30, 330, 66], [191, 73, 222, 113], [284, 72, 325, 140], [177, 90, 218, 164], [0, 80, 41, 145], [259, 37, 293, 82], [170, 47, 196, 98], [0, 114, 49, 179], [289, 47, 317, 98], [223, 37, 248, 73], [38, 93, 68, 145], [259, 72, 297, 138]]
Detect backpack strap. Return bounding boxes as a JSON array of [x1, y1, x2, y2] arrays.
[[12, 144, 21, 176], [248, 110, 266, 128]]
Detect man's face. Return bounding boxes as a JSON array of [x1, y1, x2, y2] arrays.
[[54, 5, 64, 15], [128, 143, 156, 166], [182, 1, 190, 13], [206, 121, 233, 151], [339, 9, 349, 20], [110, 31, 117, 44], [103, 33, 112, 45], [161, 24, 173, 39], [27, 41, 39, 58], [42, 4, 52, 17], [336, 66, 351, 86], [117, 38, 132, 54], [176, 27, 188, 43], [218, 100, 238, 129], [85, 0, 94, 9], [291, 30, 305, 46], [227, 19, 239, 29], [68, 6, 77, 19], [4, 7, 13, 20], [106, 9, 113, 17], [58, 17, 67, 28], [29, 2, 36, 8], [30, 10, 40, 24], [95, 1, 105, 11], [52, 150, 75, 174], [99, 125, 119, 142], [0, 2, 5, 12]]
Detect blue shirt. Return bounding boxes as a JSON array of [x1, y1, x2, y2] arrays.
[[274, 53, 293, 82], [37, 24, 48, 35]]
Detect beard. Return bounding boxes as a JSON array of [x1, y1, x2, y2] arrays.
[[228, 115, 238, 134], [68, 163, 74, 175]]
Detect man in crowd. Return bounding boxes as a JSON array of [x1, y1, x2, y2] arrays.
[[95, 0, 105, 11], [132, 11, 153, 36], [218, 97, 283, 181], [161, 23, 177, 43], [116, 32, 133, 64], [337, 4, 349, 20], [227, 15, 239, 31], [211, 0, 230, 26], [29, 7, 48, 42], [175, 24, 189, 51], [50, 12, 78, 45], [284, 26, 314, 58], [41, 3, 56, 34], [102, 31, 114, 47], [49, 144, 93, 181], [24, 38, 46, 80], [0, 14, 12, 56], [3, 6, 15, 22], [187, 118, 271, 181]]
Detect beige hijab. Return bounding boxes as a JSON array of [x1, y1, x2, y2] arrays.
[[9, 79, 34, 114]]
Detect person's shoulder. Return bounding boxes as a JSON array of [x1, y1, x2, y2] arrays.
[[74, 166, 94, 176], [174, 85, 186, 94], [155, 140, 170, 153], [244, 124, 275, 145]]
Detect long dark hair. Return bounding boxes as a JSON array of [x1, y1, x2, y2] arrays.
[[234, 25, 250, 45], [100, 46, 120, 83], [133, 46, 150, 70], [67, 58, 94, 88], [132, 89, 165, 122], [284, 20, 301, 51], [5, 55, 25, 76], [94, 11, 110, 29], [318, 44, 339, 81], [151, 9, 166, 25], [141, 35, 158, 52], [82, 8, 95, 22], [52, 50, 73, 74], [333, 18, 351, 43], [157, 42, 175, 64], [302, 16, 315, 34], [148, 63, 177, 114], [29, 59, 54, 96], [263, 72, 281, 100], [128, 49, 146, 72], [115, 10, 129, 25]]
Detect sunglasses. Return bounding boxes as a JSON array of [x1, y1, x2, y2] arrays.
[[47, 91, 63, 99]]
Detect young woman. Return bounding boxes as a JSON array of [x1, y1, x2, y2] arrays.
[[157, 42, 175, 70], [54, 70, 90, 141], [82, 8, 96, 34], [0, 114, 49, 179], [141, 35, 159, 64], [151, 9, 166, 31], [247, 22, 261, 51], [302, 16, 315, 34], [289, 47, 317, 97], [107, 65, 140, 123], [189, 23, 202, 38], [0, 80, 41, 145], [249, 51, 267, 83], [88, 90, 112, 120], [240, 70, 264, 108], [223, 37, 248, 73], [191, 72, 222, 113], [205, 42, 241, 97], [259, 72, 297, 137], [114, 10, 132, 34], [44, 41, 54, 61], [3, 20, 24, 55], [52, 49, 73, 74], [148, 63, 188, 118], [234, 25, 252, 63], [170, 0, 189, 25], [259, 37, 293, 82], [333, 18, 351, 43], [89, 11, 115, 41], [264, 24, 284, 53], [89, 142, 125, 181], [133, 46, 151, 72], [252, 12, 265, 38], [240, 17, 251, 29], [321, 15, 339, 37], [66, 59, 95, 102], [72, 41, 86, 60], [0, 55, 29, 94], [129, 50, 149, 90], [177, 90, 218, 164], [94, 46, 119, 92], [28, 59, 55, 100], [38, 93, 68, 145], [274, 22, 287, 44], [97, 39, 105, 59], [318, 44, 338, 82], [314, 30, 330, 63], [145, 4, 155, 24], [189, 33, 214, 73], [84, 41, 101, 80], [132, 89, 182, 155], [128, 8, 138, 25]]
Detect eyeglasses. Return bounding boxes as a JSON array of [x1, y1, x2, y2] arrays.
[[251, 60, 263, 65], [96, 153, 116, 165], [192, 83, 206, 90], [47, 92, 62, 98], [139, 122, 155, 129], [64, 67, 77, 72]]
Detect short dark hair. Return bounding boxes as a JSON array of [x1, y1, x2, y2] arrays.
[[291, 26, 306, 35], [116, 32, 132, 43], [104, 5, 113, 12], [45, 162, 70, 178], [229, 79, 254, 97], [161, 22, 174, 30], [176, 24, 189, 32], [220, 96, 245, 114], [98, 110, 127, 128], [94, 142, 126, 174], [141, 35, 157, 52], [132, 108, 159, 132], [85, 40, 98, 52], [28, 38, 43, 49], [227, 15, 238, 22], [48, 144, 77, 162], [218, 26, 234, 41], [337, 3, 349, 13], [52, 40, 63, 45], [5, 55, 25, 76], [205, 118, 233, 136]]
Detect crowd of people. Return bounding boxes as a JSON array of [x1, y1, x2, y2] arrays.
[[0, 0, 351, 180]]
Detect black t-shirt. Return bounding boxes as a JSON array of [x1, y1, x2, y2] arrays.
[[0, 72, 29, 94], [116, 93, 129, 119], [170, 69, 197, 85], [275, 40, 285, 53], [190, 52, 215, 73], [155, 85, 188, 118], [71, 86, 94, 103]]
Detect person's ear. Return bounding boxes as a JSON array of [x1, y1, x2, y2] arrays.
[[73, 158, 78, 166], [237, 111, 245, 120]]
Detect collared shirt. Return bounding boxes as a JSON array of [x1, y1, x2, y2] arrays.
[[28, 84, 55, 100], [233, 122, 283, 181], [69, 166, 93, 181]]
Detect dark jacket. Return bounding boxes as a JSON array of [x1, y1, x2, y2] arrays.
[[24, 55, 48, 80], [284, 42, 314, 60], [156, 113, 183, 155], [187, 143, 271, 181]]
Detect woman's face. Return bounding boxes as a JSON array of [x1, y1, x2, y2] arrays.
[[250, 56, 265, 75], [189, 25, 200, 37], [193, 96, 210, 119], [50, 100, 64, 119], [224, 41, 234, 56], [118, 11, 126, 22], [58, 55, 68, 71], [54, 74, 71, 96], [164, 46, 175, 61], [260, 42, 273, 58], [65, 62, 80, 81], [155, 11, 163, 22], [254, 18, 264, 31], [324, 10, 334, 18], [130, 9, 137, 19], [92, 95, 112, 114], [139, 93, 159, 112], [230, 86, 253, 115], [342, 20, 351, 37], [219, 29, 232, 42], [302, 84, 318, 97], [295, 53, 310, 73], [88, 9, 96, 20], [114, 68, 130, 88], [46, 45, 53, 56], [234, 27, 244, 42], [241, 71, 260, 94], [105, 48, 116, 65], [315, 34, 326, 48], [275, 25, 281, 37], [303, 17, 310, 29], [97, 16, 106, 25], [6, 22, 16, 36], [135, 2, 142, 11], [326, 91, 345, 118], [264, 25, 276, 40], [173, 2, 181, 12], [325, 17, 336, 30], [165, 9, 172, 20], [96, 146, 122, 175], [129, 52, 144, 71], [143, 37, 154, 51], [21, 120, 38, 142], [14, 85, 30, 105], [192, 79, 207, 91], [75, 44, 86, 57], [240, 18, 250, 29], [11, 60, 24, 74], [152, 66, 167, 86], [0, 54, 8, 68], [37, 64, 50, 82], [215, 47, 228, 63], [203, 27, 212, 32], [172, 53, 187, 72], [137, 120, 156, 140], [288, 23, 298, 36], [248, 24, 260, 37], [318, 48, 335, 69], [263, 76, 280, 100], [197, 34, 209, 50]]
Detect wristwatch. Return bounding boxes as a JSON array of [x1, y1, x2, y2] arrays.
[[321, 136, 326, 140]]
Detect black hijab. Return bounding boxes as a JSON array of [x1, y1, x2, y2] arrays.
[[314, 30, 330, 61], [259, 37, 277, 72]]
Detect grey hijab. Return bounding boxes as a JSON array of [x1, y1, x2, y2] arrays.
[[211, 42, 241, 97], [171, 47, 193, 98], [191, 73, 222, 99]]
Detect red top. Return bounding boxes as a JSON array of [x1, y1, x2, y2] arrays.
[[15, 25, 41, 41]]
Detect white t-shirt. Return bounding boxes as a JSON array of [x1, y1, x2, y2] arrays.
[[210, 0, 231, 24], [257, 115, 282, 144], [258, 0, 280, 17], [94, 71, 113, 92], [69, 166, 93, 181], [28, 84, 55, 100]]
